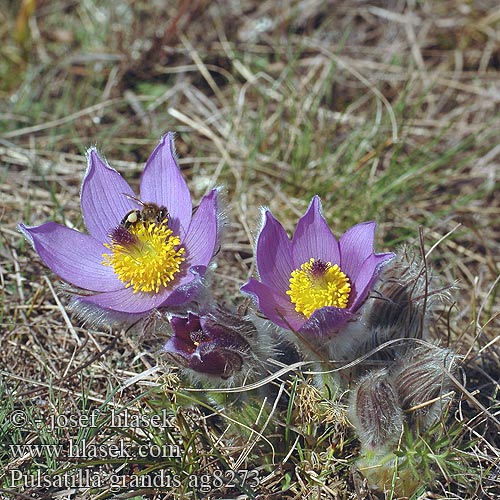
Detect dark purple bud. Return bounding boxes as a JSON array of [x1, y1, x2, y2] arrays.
[[163, 311, 255, 380]]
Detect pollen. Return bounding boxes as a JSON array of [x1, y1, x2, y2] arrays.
[[286, 258, 351, 318], [102, 219, 185, 293]]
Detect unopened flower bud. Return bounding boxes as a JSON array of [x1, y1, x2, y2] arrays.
[[370, 251, 429, 332], [356, 250, 450, 361], [349, 369, 404, 451], [392, 345, 457, 427], [163, 309, 263, 382]]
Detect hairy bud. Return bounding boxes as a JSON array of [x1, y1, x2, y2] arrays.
[[393, 345, 457, 427], [355, 249, 451, 362], [349, 369, 404, 451]]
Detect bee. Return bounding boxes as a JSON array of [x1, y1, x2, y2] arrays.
[[120, 195, 169, 229]]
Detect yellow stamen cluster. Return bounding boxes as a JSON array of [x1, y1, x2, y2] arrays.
[[286, 258, 351, 318], [102, 221, 185, 293]]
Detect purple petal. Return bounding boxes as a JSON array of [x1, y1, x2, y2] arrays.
[[182, 189, 218, 267], [241, 279, 304, 331], [339, 221, 377, 281], [291, 196, 340, 268], [19, 222, 121, 292], [192, 345, 243, 378], [170, 314, 201, 341], [140, 133, 192, 238], [76, 287, 160, 314], [164, 334, 243, 378], [81, 148, 136, 243], [298, 307, 354, 338], [162, 266, 207, 307], [256, 211, 293, 293], [351, 252, 395, 309], [199, 319, 249, 349], [164, 336, 195, 357], [77, 265, 206, 313]]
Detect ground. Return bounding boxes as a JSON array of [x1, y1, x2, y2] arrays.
[[0, 1, 499, 499]]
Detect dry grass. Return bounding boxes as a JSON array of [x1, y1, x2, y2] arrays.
[[0, 1, 499, 499]]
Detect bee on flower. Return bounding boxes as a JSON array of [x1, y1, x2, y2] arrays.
[[19, 133, 221, 323]]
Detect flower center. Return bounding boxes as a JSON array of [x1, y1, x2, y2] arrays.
[[286, 258, 351, 318], [102, 215, 185, 294]]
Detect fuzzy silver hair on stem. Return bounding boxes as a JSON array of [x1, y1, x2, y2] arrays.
[[348, 369, 404, 451]]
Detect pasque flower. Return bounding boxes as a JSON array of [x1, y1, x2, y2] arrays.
[[19, 133, 219, 316], [241, 196, 394, 338], [163, 310, 255, 380]]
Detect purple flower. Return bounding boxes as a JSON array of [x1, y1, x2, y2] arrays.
[[163, 312, 253, 380], [19, 133, 219, 316], [241, 196, 394, 338]]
